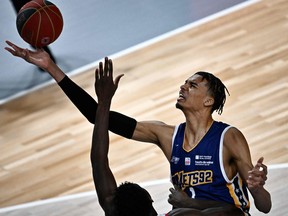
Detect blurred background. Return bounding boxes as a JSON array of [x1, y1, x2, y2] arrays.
[[0, 0, 247, 104]]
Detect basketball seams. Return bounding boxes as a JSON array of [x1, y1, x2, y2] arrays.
[[42, 6, 56, 41], [19, 9, 38, 46], [35, 10, 42, 47], [35, 5, 63, 42], [46, 6, 63, 21], [17, 0, 63, 47]]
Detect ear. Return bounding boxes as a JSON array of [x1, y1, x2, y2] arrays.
[[204, 96, 214, 107]]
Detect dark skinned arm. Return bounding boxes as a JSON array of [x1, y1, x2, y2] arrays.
[[90, 57, 123, 215]]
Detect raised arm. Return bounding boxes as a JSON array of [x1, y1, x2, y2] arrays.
[[5, 41, 136, 138], [5, 41, 174, 154], [5, 40, 65, 82], [90, 57, 123, 214]]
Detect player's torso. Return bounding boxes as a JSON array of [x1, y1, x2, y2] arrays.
[[170, 121, 229, 198], [170, 121, 251, 215]]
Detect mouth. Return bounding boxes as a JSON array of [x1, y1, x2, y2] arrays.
[[177, 92, 185, 101]]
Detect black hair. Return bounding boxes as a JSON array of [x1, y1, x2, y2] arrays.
[[195, 71, 230, 115], [113, 181, 154, 216]]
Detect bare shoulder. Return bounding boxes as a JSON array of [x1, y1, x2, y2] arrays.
[[223, 126, 251, 164], [224, 126, 247, 147]]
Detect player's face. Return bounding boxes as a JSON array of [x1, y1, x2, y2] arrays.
[[176, 74, 210, 111]]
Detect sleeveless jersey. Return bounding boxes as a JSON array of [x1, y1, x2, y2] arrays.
[[170, 121, 250, 215]]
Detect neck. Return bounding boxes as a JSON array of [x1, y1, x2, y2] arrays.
[[183, 112, 214, 150], [185, 111, 213, 132]]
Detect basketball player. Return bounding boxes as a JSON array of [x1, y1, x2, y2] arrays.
[[87, 55, 245, 216], [9, 0, 56, 70], [5, 41, 271, 215]]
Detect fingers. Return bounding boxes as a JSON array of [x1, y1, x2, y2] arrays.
[[257, 157, 264, 164], [173, 184, 181, 191], [114, 74, 124, 86], [99, 62, 104, 77], [247, 169, 266, 189], [247, 171, 265, 184], [261, 163, 268, 175], [98, 57, 112, 77], [5, 40, 21, 52], [254, 157, 268, 175], [255, 157, 264, 169], [95, 68, 100, 82], [5, 40, 16, 48], [4, 41, 30, 60], [109, 59, 113, 74], [4, 47, 16, 56], [97, 57, 122, 84], [169, 187, 175, 193], [5, 41, 19, 56], [104, 57, 109, 75], [247, 157, 269, 192]]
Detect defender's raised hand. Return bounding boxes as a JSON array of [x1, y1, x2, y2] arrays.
[[95, 57, 123, 103]]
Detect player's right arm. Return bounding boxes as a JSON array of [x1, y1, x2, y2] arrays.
[[5, 41, 171, 149], [133, 121, 175, 159], [5, 40, 65, 82]]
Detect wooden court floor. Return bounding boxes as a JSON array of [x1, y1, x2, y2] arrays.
[[0, 0, 287, 215]]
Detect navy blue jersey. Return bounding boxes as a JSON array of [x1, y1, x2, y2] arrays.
[[170, 121, 250, 215]]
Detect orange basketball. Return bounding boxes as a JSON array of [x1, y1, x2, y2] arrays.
[[16, 0, 63, 48]]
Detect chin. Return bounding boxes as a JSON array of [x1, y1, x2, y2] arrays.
[[175, 102, 183, 110]]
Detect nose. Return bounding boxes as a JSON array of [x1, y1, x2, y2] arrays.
[[180, 83, 187, 90]]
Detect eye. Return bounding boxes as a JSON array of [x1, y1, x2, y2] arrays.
[[189, 82, 197, 88]]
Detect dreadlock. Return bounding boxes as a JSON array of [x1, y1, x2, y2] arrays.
[[195, 71, 230, 115]]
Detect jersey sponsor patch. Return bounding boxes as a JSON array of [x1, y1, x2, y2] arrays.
[[195, 155, 214, 166], [185, 157, 191, 166], [171, 156, 180, 164]]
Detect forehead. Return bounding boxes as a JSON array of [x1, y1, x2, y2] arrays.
[[187, 74, 207, 84]]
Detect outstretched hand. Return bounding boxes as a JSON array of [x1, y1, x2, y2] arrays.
[[95, 57, 124, 103], [4, 40, 52, 71], [168, 185, 190, 208], [247, 157, 268, 192]]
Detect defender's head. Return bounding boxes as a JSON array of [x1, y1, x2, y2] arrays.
[[114, 182, 157, 216]]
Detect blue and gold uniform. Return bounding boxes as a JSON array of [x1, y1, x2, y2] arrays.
[[170, 121, 250, 215]]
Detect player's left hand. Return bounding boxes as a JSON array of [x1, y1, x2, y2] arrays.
[[247, 157, 268, 192]]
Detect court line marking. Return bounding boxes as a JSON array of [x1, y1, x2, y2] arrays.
[[0, 0, 260, 105], [1, 163, 286, 213]]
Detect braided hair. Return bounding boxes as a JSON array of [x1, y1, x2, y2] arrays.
[[195, 71, 230, 115]]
